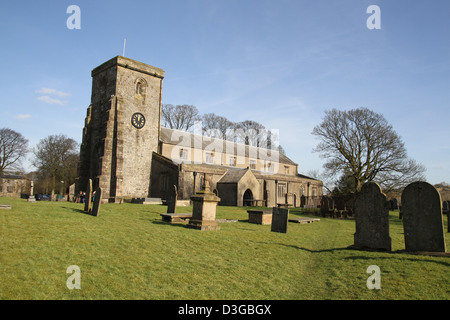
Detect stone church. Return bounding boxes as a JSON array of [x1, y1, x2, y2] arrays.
[[76, 56, 323, 207]]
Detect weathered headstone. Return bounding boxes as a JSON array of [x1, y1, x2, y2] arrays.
[[271, 207, 289, 233], [442, 201, 449, 214], [69, 183, 75, 202], [28, 181, 36, 202], [320, 196, 334, 216], [401, 182, 446, 252], [167, 185, 177, 213], [84, 179, 92, 213], [353, 182, 391, 251], [91, 187, 102, 216], [187, 174, 221, 231], [389, 198, 398, 211]]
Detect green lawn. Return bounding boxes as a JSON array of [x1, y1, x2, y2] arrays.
[[1, 197, 449, 300]]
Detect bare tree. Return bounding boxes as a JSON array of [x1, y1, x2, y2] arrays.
[[233, 120, 268, 147], [32, 134, 79, 197], [201, 113, 235, 140], [161, 104, 201, 131], [0, 128, 29, 178], [312, 108, 426, 193]]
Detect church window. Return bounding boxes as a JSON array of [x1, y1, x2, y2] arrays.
[[229, 156, 236, 166], [249, 159, 256, 169], [277, 183, 286, 198], [135, 78, 147, 96], [179, 148, 188, 160], [206, 152, 214, 164]]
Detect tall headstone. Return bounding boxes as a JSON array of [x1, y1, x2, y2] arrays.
[[353, 182, 391, 251], [167, 185, 177, 213], [271, 207, 289, 233], [187, 174, 220, 231], [402, 182, 446, 252], [91, 187, 102, 216], [84, 179, 92, 213], [28, 181, 36, 202]]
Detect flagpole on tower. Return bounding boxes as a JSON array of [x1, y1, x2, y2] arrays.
[[123, 38, 126, 57]]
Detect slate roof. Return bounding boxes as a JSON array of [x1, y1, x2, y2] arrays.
[[160, 127, 298, 166], [217, 168, 249, 184]]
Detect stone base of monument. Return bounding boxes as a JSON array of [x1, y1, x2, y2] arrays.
[[27, 196, 36, 202], [161, 213, 192, 224], [0, 204, 12, 210], [186, 219, 220, 231]]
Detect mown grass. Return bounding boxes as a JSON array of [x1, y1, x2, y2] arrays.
[[1, 197, 449, 300]]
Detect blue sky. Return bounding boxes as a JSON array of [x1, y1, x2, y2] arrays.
[[0, 0, 449, 185]]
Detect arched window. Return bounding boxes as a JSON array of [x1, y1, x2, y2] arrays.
[[135, 78, 147, 97]]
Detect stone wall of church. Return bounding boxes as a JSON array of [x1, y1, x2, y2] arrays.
[[77, 56, 165, 202]]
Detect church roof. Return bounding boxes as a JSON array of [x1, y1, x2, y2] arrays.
[[217, 168, 249, 184], [160, 127, 298, 166]]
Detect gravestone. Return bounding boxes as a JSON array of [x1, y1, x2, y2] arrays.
[[442, 201, 449, 214], [389, 198, 398, 211], [69, 183, 75, 202], [167, 185, 177, 213], [401, 182, 446, 252], [84, 179, 92, 213], [187, 174, 221, 231], [91, 187, 102, 216], [28, 181, 36, 202], [271, 207, 289, 233], [353, 182, 391, 251], [320, 196, 334, 216]]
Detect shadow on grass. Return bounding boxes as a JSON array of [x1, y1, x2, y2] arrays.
[[275, 242, 450, 267], [62, 206, 94, 216], [344, 254, 450, 267], [151, 220, 191, 229], [275, 243, 351, 254]]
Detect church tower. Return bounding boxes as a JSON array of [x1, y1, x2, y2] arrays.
[[77, 56, 165, 202]]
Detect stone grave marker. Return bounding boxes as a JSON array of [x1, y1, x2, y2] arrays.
[[442, 200, 449, 214], [353, 182, 391, 251], [84, 179, 92, 213], [271, 207, 289, 233], [187, 174, 221, 231], [401, 181, 446, 252], [167, 185, 177, 213], [91, 187, 102, 216], [28, 181, 36, 202]]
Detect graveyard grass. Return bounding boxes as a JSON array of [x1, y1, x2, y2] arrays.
[[1, 197, 449, 300]]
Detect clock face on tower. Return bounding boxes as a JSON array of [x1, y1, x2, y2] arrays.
[[131, 112, 145, 129]]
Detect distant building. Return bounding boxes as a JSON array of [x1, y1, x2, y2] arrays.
[[77, 56, 323, 206], [0, 172, 28, 197]]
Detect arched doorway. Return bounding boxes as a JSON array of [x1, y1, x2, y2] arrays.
[[243, 189, 253, 206]]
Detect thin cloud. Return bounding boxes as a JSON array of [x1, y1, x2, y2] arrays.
[[36, 87, 71, 98], [37, 95, 66, 105], [16, 114, 31, 119]]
